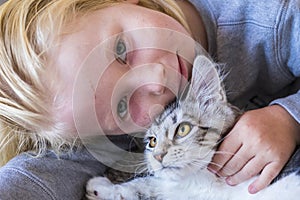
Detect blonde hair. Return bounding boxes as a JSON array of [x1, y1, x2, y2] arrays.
[[0, 0, 190, 166]]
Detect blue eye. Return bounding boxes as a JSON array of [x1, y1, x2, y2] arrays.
[[117, 97, 128, 119], [115, 38, 127, 64]]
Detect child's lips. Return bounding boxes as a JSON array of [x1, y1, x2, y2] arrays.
[[177, 54, 188, 80], [176, 54, 190, 96]]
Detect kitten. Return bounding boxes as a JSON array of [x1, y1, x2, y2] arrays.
[[86, 55, 300, 200]]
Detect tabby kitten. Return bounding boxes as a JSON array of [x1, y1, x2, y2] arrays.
[[86, 55, 300, 200]]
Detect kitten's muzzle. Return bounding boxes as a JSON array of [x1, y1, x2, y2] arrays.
[[154, 152, 167, 162]]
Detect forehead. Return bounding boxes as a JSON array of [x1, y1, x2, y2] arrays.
[[46, 8, 119, 133]]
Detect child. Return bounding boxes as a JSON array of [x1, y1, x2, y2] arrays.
[[0, 0, 299, 199]]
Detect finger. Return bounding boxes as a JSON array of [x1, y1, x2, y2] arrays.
[[217, 145, 253, 177], [208, 133, 242, 173], [225, 156, 265, 186], [247, 162, 282, 194]]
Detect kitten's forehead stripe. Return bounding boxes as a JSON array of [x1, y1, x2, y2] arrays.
[[183, 114, 195, 121], [171, 115, 177, 124], [197, 130, 209, 142], [165, 130, 169, 139], [157, 102, 178, 123], [196, 136, 205, 144]]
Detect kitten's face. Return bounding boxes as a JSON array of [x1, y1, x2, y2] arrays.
[[144, 56, 238, 177], [145, 105, 221, 177]]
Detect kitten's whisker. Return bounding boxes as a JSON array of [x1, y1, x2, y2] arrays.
[[183, 138, 198, 152], [114, 161, 146, 168], [184, 145, 214, 161], [213, 151, 236, 157], [150, 167, 164, 173], [214, 150, 248, 161], [190, 159, 211, 166], [203, 156, 240, 175], [183, 147, 242, 176], [189, 160, 236, 176], [215, 129, 237, 146], [134, 166, 148, 175]]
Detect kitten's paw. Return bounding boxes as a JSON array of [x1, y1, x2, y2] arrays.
[[86, 177, 122, 200]]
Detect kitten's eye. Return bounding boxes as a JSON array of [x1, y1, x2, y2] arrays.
[[115, 37, 127, 64], [117, 97, 128, 119], [148, 137, 157, 148], [176, 122, 192, 137]]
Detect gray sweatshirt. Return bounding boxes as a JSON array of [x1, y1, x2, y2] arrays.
[[190, 0, 300, 121]]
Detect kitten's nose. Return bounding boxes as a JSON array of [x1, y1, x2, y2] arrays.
[[154, 152, 167, 162]]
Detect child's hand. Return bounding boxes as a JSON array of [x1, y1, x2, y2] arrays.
[[208, 105, 300, 194]]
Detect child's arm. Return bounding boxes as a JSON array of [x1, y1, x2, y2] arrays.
[[208, 105, 300, 194]]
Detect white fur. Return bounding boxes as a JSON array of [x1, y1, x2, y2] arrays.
[[86, 56, 300, 199], [86, 169, 300, 200]]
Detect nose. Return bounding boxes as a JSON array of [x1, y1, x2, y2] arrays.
[[154, 151, 167, 162], [143, 84, 165, 96], [126, 63, 175, 127], [142, 63, 166, 96]]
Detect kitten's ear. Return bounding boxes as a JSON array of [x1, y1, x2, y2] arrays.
[[183, 55, 226, 104]]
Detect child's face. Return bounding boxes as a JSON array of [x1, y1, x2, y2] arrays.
[[50, 1, 194, 136]]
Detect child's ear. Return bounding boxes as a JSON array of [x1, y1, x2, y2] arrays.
[[125, 0, 139, 4]]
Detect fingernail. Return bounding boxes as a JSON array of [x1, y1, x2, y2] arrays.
[[248, 185, 257, 194], [226, 177, 234, 185]]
